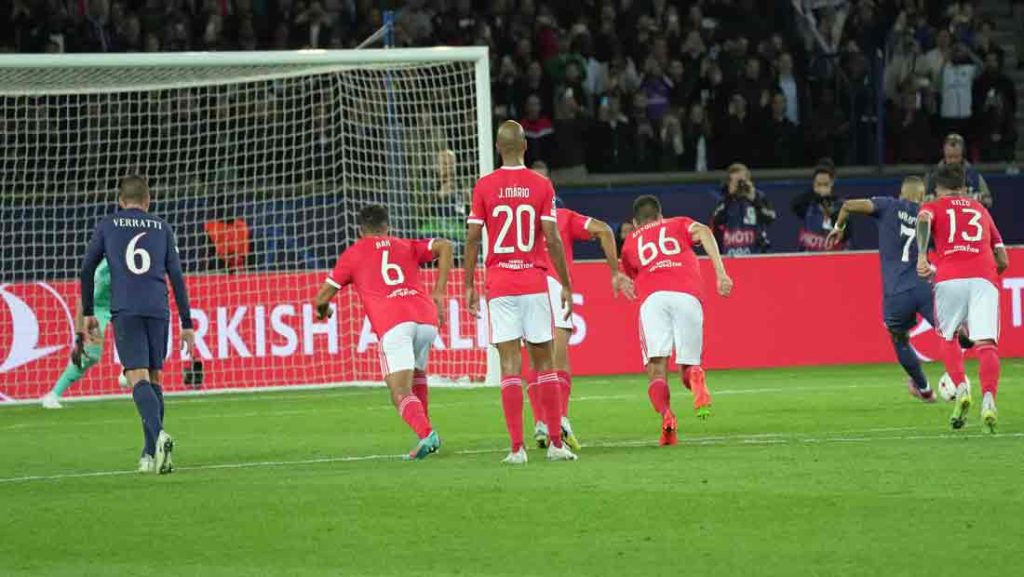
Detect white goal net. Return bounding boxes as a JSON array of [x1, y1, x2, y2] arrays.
[[0, 48, 493, 403]]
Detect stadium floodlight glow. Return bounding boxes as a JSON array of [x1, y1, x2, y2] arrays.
[[0, 47, 499, 403]]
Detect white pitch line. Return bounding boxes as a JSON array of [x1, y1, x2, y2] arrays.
[[2, 429, 1021, 485]]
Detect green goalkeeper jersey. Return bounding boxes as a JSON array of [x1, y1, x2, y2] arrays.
[[92, 259, 111, 311]]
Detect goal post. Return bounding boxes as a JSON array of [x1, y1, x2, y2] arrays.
[[0, 47, 499, 404]]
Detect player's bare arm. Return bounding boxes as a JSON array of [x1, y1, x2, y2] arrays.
[[313, 283, 339, 321], [827, 199, 874, 249], [431, 238, 454, 327], [995, 247, 1009, 274], [915, 211, 933, 277], [691, 223, 733, 297], [587, 218, 634, 299], [464, 223, 483, 317], [542, 219, 573, 320]]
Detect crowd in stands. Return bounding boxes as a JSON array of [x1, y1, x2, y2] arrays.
[[1, 0, 1019, 177]]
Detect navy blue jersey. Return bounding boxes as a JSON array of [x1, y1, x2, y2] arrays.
[[81, 207, 193, 328], [870, 196, 929, 297]]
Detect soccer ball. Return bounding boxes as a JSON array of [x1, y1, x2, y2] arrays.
[[937, 373, 968, 402]]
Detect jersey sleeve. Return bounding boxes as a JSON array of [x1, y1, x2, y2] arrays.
[[567, 210, 593, 241], [987, 209, 1005, 248], [917, 200, 936, 220], [165, 225, 194, 330], [869, 196, 892, 217], [327, 250, 353, 289], [675, 217, 699, 247], [412, 238, 438, 264], [540, 179, 557, 223], [467, 181, 485, 226]]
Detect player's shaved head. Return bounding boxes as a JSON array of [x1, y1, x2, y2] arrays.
[[933, 164, 965, 196], [632, 195, 662, 225], [900, 176, 925, 202], [495, 120, 527, 161], [359, 204, 389, 234], [118, 175, 151, 208]]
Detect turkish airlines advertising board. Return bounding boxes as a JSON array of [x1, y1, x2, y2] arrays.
[[2, 249, 1023, 401]]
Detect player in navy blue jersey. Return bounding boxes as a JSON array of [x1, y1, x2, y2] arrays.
[[81, 175, 196, 474], [826, 176, 937, 401]]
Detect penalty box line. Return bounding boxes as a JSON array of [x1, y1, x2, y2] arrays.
[[2, 429, 1021, 485]]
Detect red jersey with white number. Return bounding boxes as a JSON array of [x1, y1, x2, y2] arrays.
[[327, 236, 437, 336], [539, 208, 593, 281], [468, 166, 557, 298], [620, 217, 704, 303], [919, 195, 1004, 288]]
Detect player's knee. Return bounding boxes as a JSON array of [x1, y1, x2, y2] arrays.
[[888, 328, 909, 344]]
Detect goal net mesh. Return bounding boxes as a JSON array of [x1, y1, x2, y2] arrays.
[[0, 55, 489, 402]]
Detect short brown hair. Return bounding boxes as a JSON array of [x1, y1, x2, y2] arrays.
[[933, 163, 965, 191], [118, 175, 150, 204]]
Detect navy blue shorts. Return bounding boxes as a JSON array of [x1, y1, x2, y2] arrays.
[[113, 315, 169, 371], [883, 284, 935, 333]]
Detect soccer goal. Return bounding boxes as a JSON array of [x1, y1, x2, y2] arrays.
[[0, 47, 498, 403]]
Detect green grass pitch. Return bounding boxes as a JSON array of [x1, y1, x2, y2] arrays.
[[2, 361, 1023, 577]]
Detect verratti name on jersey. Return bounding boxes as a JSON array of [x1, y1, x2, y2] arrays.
[[112, 217, 164, 230]]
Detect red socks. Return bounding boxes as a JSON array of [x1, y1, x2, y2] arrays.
[[398, 395, 432, 439], [500, 377, 525, 452], [941, 338, 967, 387], [412, 370, 429, 417], [648, 378, 670, 416], [556, 370, 571, 416], [682, 366, 697, 390], [976, 343, 1001, 397], [538, 372, 563, 447], [524, 369, 543, 425]]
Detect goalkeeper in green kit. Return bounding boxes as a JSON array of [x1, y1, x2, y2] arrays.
[[41, 259, 126, 409]]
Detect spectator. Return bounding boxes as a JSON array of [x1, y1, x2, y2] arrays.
[[792, 161, 844, 252], [775, 52, 809, 126], [973, 51, 1017, 121], [586, 93, 635, 173], [887, 88, 933, 164], [938, 43, 979, 138], [657, 111, 684, 171], [551, 88, 588, 178], [711, 163, 776, 256], [629, 91, 659, 171], [616, 218, 635, 252], [492, 56, 520, 123], [77, 0, 115, 52], [805, 86, 849, 162], [918, 28, 952, 92], [293, 1, 334, 49], [925, 133, 992, 207], [680, 102, 712, 172], [975, 89, 1018, 163], [515, 60, 553, 118], [736, 56, 771, 118], [714, 93, 753, 169], [530, 160, 549, 178], [972, 19, 1003, 65], [760, 92, 801, 168], [520, 94, 554, 166], [641, 58, 672, 123], [666, 59, 695, 109]]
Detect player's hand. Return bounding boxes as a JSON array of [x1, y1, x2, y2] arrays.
[[559, 286, 573, 321], [916, 255, 933, 278], [825, 228, 844, 250], [431, 289, 446, 328], [315, 302, 333, 321], [612, 271, 636, 301], [717, 274, 734, 297], [180, 328, 196, 359], [84, 316, 100, 341], [71, 333, 87, 369], [466, 286, 480, 318]]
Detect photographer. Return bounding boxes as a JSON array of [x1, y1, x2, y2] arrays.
[[792, 161, 845, 251], [711, 163, 776, 256]]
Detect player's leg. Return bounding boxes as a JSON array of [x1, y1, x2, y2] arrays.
[[43, 311, 112, 408], [409, 323, 441, 457], [552, 326, 580, 451], [640, 294, 676, 446], [885, 288, 933, 401], [672, 293, 710, 418], [966, 280, 1001, 433], [934, 280, 972, 429], [146, 318, 174, 474], [489, 297, 528, 463], [113, 315, 165, 473], [523, 365, 549, 449], [523, 292, 573, 460], [379, 323, 437, 459]]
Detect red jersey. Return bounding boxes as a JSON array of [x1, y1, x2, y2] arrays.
[[468, 165, 557, 298], [539, 208, 593, 280], [327, 236, 438, 337], [919, 195, 1004, 288], [620, 217, 704, 303]]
